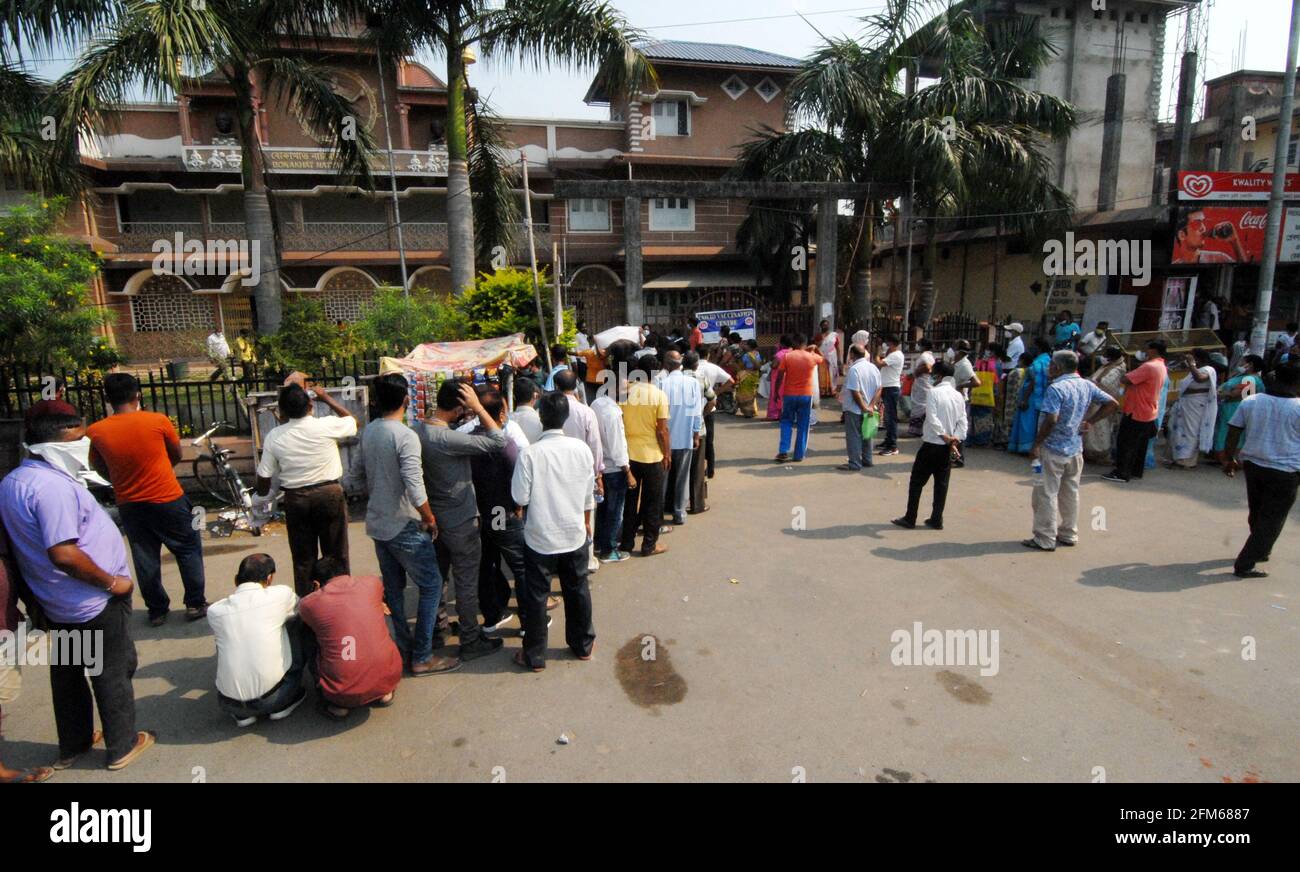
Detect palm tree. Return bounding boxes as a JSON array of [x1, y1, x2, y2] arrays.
[[363, 0, 654, 295], [0, 0, 112, 193], [733, 0, 1075, 329], [56, 0, 379, 334]]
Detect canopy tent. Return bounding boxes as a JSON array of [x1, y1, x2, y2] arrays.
[[380, 334, 538, 374]]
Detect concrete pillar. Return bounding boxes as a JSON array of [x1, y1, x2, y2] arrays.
[[816, 195, 837, 332], [1171, 52, 1198, 184], [623, 196, 644, 325], [1098, 73, 1126, 212]]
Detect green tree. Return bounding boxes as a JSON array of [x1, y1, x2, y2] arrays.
[[0, 196, 114, 368], [57, 0, 380, 335], [454, 267, 572, 348], [354, 284, 467, 353], [365, 0, 655, 294], [258, 296, 352, 374], [732, 0, 1075, 328]]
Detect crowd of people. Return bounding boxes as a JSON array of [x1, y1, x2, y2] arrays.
[[0, 313, 1295, 783]]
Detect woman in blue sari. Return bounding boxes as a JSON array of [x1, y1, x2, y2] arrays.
[[1007, 338, 1053, 454], [1213, 353, 1266, 458]]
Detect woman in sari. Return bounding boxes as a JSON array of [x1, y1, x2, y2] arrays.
[[766, 335, 791, 421], [1213, 354, 1265, 460], [995, 353, 1026, 449], [1007, 338, 1053, 454], [814, 320, 840, 397], [734, 339, 763, 418], [1167, 348, 1218, 469], [1083, 345, 1126, 464]]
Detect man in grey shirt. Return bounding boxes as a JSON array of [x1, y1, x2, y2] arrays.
[[418, 378, 507, 660], [346, 374, 460, 675]]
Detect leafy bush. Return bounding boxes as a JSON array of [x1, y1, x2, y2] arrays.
[[456, 267, 573, 348], [0, 196, 112, 368], [258, 296, 352, 374], [354, 285, 467, 353]]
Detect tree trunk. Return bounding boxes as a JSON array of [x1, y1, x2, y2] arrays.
[[445, 32, 475, 294], [236, 83, 281, 335], [916, 216, 939, 328]]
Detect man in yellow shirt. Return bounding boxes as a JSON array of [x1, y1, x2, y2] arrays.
[[618, 355, 671, 557]]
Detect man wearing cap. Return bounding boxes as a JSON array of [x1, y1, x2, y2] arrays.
[[1003, 323, 1025, 373]]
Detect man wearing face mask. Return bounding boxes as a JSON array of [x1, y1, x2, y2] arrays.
[[0, 414, 155, 771]]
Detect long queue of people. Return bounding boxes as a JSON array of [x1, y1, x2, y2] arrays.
[[0, 325, 734, 781]]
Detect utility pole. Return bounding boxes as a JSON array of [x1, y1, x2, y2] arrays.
[[1252, 0, 1300, 355], [375, 51, 409, 295], [902, 176, 915, 341], [521, 155, 551, 369]]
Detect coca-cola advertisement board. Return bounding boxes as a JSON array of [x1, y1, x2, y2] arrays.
[[1171, 206, 1269, 264], [1177, 170, 1300, 201]]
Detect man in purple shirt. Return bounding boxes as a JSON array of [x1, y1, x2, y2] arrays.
[[0, 414, 154, 771]]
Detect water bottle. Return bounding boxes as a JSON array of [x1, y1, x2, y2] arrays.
[[594, 489, 604, 504], [1031, 458, 1043, 485]]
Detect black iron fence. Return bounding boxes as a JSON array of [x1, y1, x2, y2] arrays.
[[1, 351, 389, 438]]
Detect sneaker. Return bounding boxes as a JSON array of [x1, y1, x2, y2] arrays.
[[268, 687, 307, 721], [601, 550, 631, 563], [878, 447, 900, 456], [521, 615, 554, 637], [1101, 472, 1128, 483], [184, 603, 209, 622], [482, 613, 515, 635], [231, 714, 257, 728], [459, 635, 504, 661], [773, 453, 791, 463], [890, 517, 916, 529]]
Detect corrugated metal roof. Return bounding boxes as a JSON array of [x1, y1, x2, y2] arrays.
[[636, 39, 802, 69]]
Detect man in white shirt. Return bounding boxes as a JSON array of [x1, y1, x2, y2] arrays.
[[691, 355, 733, 479], [207, 329, 231, 380], [1003, 323, 1026, 370], [510, 393, 597, 671], [554, 370, 604, 488], [839, 343, 882, 470], [207, 554, 308, 726], [591, 380, 632, 563], [509, 377, 544, 443], [1077, 321, 1108, 370], [874, 334, 906, 454], [255, 377, 358, 594], [892, 361, 968, 531]]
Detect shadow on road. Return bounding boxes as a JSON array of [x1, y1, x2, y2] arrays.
[[1075, 559, 1240, 593], [782, 523, 895, 540], [870, 540, 1028, 562]]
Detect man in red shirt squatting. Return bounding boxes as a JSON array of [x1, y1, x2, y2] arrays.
[[299, 557, 403, 720]]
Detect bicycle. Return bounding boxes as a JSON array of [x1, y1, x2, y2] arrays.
[[191, 421, 264, 535]]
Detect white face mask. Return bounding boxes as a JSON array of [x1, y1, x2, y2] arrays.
[[25, 437, 92, 481], [1135, 351, 1147, 362]]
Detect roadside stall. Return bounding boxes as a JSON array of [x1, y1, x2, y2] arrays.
[[379, 334, 538, 421], [1105, 329, 1225, 404]]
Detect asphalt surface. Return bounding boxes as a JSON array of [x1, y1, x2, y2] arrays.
[[4, 406, 1297, 782]]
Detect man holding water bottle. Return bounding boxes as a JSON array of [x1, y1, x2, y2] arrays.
[[1022, 350, 1118, 552]]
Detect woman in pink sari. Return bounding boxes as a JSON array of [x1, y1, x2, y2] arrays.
[[766, 335, 791, 421]]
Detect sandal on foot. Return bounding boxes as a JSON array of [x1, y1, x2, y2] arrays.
[[513, 651, 544, 672], [1, 766, 54, 783], [106, 731, 156, 771]]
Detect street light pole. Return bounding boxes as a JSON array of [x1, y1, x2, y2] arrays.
[[1251, 0, 1300, 355], [375, 50, 410, 296]]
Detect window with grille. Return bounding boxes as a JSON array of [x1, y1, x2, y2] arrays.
[[130, 278, 214, 332], [649, 197, 694, 231], [651, 99, 689, 137], [721, 75, 748, 100], [568, 198, 611, 232], [754, 78, 781, 103], [321, 288, 375, 323]]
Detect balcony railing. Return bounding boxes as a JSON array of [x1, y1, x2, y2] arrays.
[[114, 221, 552, 256]]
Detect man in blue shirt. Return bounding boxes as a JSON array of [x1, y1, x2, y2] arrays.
[[1053, 310, 1081, 349], [658, 349, 703, 526], [1023, 350, 1118, 551]]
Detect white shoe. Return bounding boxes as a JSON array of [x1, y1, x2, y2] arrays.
[[268, 688, 306, 721], [231, 714, 257, 728], [483, 613, 516, 635]]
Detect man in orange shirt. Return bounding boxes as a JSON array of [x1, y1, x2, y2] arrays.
[[89, 373, 207, 626], [1104, 339, 1168, 483], [774, 334, 824, 462]]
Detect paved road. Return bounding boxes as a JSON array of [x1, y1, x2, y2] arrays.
[[5, 409, 1297, 782]]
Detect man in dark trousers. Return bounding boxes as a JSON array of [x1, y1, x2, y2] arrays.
[[893, 361, 968, 531]]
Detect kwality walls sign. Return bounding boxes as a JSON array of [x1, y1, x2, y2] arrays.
[[1177, 170, 1300, 201]]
